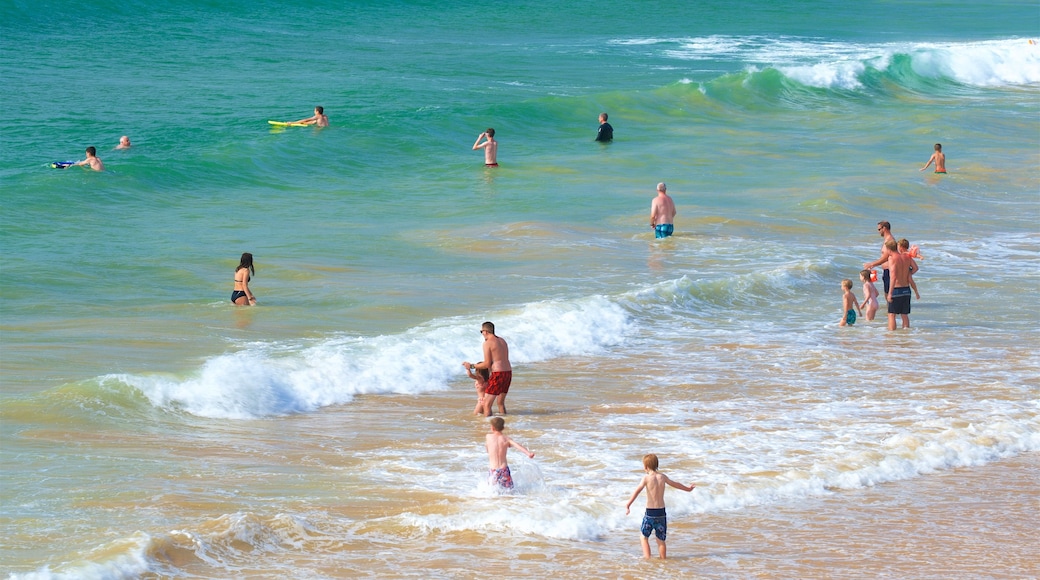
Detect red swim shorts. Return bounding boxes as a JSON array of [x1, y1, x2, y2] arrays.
[[485, 371, 512, 396]]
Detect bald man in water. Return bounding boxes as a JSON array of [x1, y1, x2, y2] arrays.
[[650, 182, 676, 238]]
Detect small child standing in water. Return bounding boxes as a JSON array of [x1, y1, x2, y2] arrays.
[[624, 453, 695, 560], [860, 270, 879, 321], [463, 362, 489, 415], [839, 279, 862, 326]]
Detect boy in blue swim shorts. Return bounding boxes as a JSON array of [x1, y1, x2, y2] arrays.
[[839, 279, 862, 326], [624, 453, 695, 559]]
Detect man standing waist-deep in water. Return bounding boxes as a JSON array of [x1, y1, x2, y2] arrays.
[[650, 182, 676, 239]]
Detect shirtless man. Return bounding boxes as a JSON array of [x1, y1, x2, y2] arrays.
[[73, 146, 105, 171], [920, 143, 946, 173], [465, 321, 511, 416], [292, 106, 329, 127], [864, 221, 896, 296], [650, 182, 676, 239], [116, 136, 131, 149], [472, 128, 498, 167], [885, 239, 915, 330]]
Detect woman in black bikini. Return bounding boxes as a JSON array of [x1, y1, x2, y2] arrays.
[[232, 252, 257, 305]]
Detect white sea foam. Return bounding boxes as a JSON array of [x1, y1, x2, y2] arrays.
[[397, 402, 1039, 542], [627, 35, 1040, 89], [110, 296, 630, 419]]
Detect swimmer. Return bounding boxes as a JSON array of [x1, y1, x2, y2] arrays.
[[73, 146, 104, 171], [595, 112, 613, 142], [839, 279, 862, 326], [463, 362, 490, 415], [116, 136, 131, 149], [473, 128, 498, 167], [920, 143, 946, 173], [232, 252, 257, 306], [292, 106, 329, 127], [485, 417, 534, 491], [860, 270, 879, 321], [650, 182, 676, 238]]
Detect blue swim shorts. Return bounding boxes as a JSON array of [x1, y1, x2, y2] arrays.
[[654, 224, 674, 239], [641, 508, 667, 541]]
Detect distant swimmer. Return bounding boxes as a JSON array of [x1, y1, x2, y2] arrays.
[[232, 252, 257, 306], [595, 112, 613, 142], [291, 106, 329, 127], [920, 143, 946, 173], [624, 453, 695, 560], [473, 128, 498, 167], [485, 417, 534, 491], [116, 136, 131, 149], [650, 182, 676, 239], [72, 146, 105, 171], [839, 279, 862, 327]]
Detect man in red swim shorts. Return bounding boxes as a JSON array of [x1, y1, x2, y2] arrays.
[[465, 321, 512, 417]]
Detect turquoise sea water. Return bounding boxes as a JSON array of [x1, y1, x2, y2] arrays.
[[2, 1, 1039, 577]]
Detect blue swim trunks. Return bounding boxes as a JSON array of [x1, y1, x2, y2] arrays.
[[845, 309, 856, 325], [641, 508, 667, 541], [654, 224, 674, 239]]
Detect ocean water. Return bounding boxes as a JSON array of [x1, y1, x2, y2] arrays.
[[1, 1, 1038, 578]]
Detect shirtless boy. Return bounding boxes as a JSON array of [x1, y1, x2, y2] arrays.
[[839, 279, 862, 327], [920, 143, 946, 173], [485, 417, 534, 491], [885, 239, 915, 330], [293, 106, 329, 127], [73, 147, 105, 171], [472, 128, 498, 167], [624, 453, 695, 559], [650, 182, 676, 239], [897, 238, 921, 300], [465, 321, 511, 416]]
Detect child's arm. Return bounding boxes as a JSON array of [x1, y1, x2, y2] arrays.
[[908, 258, 920, 298], [625, 477, 647, 515], [664, 474, 695, 493], [508, 437, 535, 459], [292, 114, 318, 124], [908, 274, 920, 299], [920, 153, 936, 171]]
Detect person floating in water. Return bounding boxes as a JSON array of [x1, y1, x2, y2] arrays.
[[920, 143, 946, 173], [473, 128, 498, 167], [292, 106, 329, 127], [485, 417, 534, 491], [73, 146, 105, 171], [116, 136, 131, 149], [595, 112, 613, 142]]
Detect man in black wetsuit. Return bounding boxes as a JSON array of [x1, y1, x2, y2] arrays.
[[596, 112, 613, 142]]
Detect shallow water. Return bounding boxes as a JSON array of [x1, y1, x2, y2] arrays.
[[2, 1, 1039, 577]]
